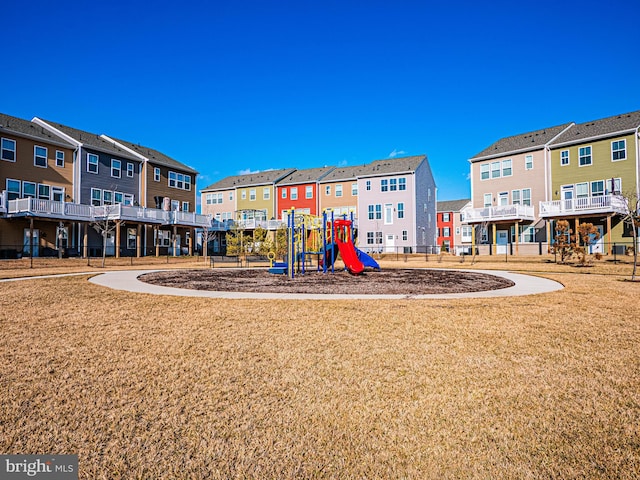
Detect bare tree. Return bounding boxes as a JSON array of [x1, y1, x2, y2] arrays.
[[618, 191, 640, 280], [91, 204, 120, 268]]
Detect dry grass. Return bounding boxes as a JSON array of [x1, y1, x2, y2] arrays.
[[1, 260, 639, 479]]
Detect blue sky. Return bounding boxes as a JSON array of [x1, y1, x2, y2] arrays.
[[3, 0, 639, 207]]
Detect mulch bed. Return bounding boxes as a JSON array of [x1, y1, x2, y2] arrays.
[[139, 268, 515, 295]]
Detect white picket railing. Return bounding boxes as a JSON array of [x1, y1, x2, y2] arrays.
[[539, 194, 626, 217], [462, 204, 535, 223]]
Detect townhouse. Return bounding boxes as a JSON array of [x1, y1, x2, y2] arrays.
[[356, 155, 437, 254], [467, 110, 640, 255], [317, 165, 368, 219], [276, 166, 335, 220], [0, 112, 209, 258], [437, 199, 472, 254]]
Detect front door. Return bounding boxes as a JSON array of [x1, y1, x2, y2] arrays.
[[23, 228, 39, 257], [496, 229, 509, 254], [385, 233, 395, 253], [589, 225, 604, 254], [562, 186, 574, 210]]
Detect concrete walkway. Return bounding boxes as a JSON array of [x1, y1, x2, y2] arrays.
[[87, 269, 564, 300]]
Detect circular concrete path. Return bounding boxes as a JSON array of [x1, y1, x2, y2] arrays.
[[87, 269, 563, 299]]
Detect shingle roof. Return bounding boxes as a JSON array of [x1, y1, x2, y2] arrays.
[[202, 168, 297, 191], [0, 113, 75, 148], [437, 199, 471, 213], [37, 118, 141, 162], [550, 110, 640, 146], [358, 155, 427, 177], [107, 136, 198, 174], [471, 123, 573, 161], [318, 164, 371, 182], [277, 166, 335, 185]]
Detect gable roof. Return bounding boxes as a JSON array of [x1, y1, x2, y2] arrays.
[[105, 136, 198, 174], [550, 110, 640, 147], [318, 164, 372, 183], [277, 166, 335, 185], [437, 199, 471, 213], [471, 123, 573, 161], [202, 168, 297, 191], [358, 155, 427, 178], [0, 113, 75, 148], [35, 118, 141, 162]]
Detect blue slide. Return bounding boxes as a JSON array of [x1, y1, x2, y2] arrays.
[[355, 248, 381, 270]]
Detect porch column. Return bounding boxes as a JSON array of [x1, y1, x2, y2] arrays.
[[514, 221, 519, 256], [471, 225, 476, 254], [83, 223, 88, 258], [115, 221, 121, 258], [155, 226, 160, 257], [173, 225, 178, 256], [546, 220, 551, 250], [492, 224, 497, 256], [188, 228, 193, 256], [575, 218, 580, 239], [607, 215, 612, 255], [136, 224, 142, 258]]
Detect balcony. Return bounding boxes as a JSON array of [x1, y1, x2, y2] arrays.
[[462, 204, 535, 223], [7, 198, 213, 228], [539, 194, 626, 218]]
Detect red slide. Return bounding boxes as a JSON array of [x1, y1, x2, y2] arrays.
[[333, 219, 365, 275]]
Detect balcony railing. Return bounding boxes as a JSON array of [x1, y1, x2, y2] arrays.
[[462, 204, 535, 223], [7, 198, 213, 227], [539, 194, 626, 218], [0, 191, 6, 214]]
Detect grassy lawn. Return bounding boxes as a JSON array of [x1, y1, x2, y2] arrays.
[[1, 257, 639, 479]]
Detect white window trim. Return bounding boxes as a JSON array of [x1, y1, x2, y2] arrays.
[[34, 145, 47, 168], [87, 153, 99, 174], [111, 159, 122, 178], [55, 150, 65, 167], [525, 155, 533, 170], [154, 167, 161, 182], [127, 162, 134, 177], [611, 139, 627, 162], [1, 137, 17, 162], [560, 150, 570, 166], [578, 145, 592, 167]]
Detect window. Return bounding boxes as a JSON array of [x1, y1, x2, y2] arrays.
[[264, 187, 271, 200], [282, 189, 287, 199], [111, 159, 121, 178], [442, 213, 450, 222], [52, 187, 64, 202], [491, 162, 500, 178], [352, 183, 358, 196], [249, 189, 256, 201], [399, 178, 406, 190], [290, 187, 298, 200], [206, 193, 213, 204], [171, 200, 179, 211], [114, 192, 123, 204], [384, 204, 393, 224], [512, 189, 521, 205], [177, 173, 184, 189], [606, 177, 622, 195], [560, 150, 569, 166], [325, 185, 331, 196], [229, 192, 233, 201], [1, 138, 16, 161], [502, 159, 512, 176], [522, 189, 531, 206], [127, 228, 137, 250], [305, 186, 313, 199], [591, 180, 604, 196], [335, 185, 343, 197], [525, 155, 533, 170], [127, 162, 134, 177], [7, 179, 20, 200], [91, 188, 102, 206], [154, 167, 161, 182], [366, 180, 371, 191], [169, 171, 177, 187], [579, 146, 592, 166], [381, 179, 388, 192], [38, 184, 50, 200], [56, 151, 65, 167], [443, 227, 450, 237], [124, 193, 134, 206], [462, 226, 473, 241], [375, 204, 382, 220], [23, 181, 36, 198], [483, 193, 492, 207], [103, 190, 113, 205], [88, 153, 99, 173], [402, 230, 408, 241], [241, 190, 246, 200], [612, 140, 626, 161], [375, 232, 383, 244], [34, 146, 47, 167], [398, 202, 405, 219], [367, 232, 374, 244], [480, 164, 489, 180], [182, 201, 189, 211], [576, 182, 589, 198], [390, 178, 397, 191], [368, 205, 374, 220]]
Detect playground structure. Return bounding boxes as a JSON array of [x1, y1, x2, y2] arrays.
[[268, 208, 380, 277]]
